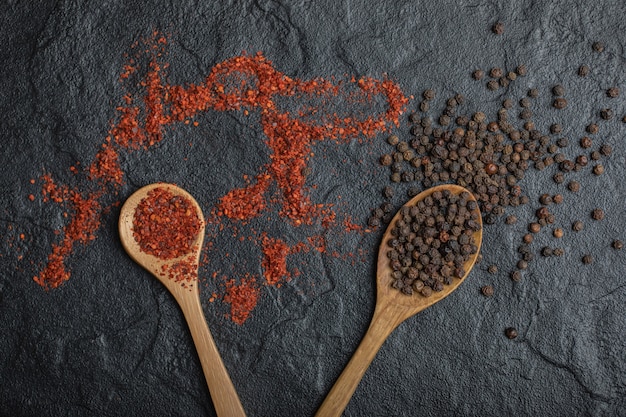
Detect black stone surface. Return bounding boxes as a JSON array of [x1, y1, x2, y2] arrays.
[[2, 1, 626, 416]]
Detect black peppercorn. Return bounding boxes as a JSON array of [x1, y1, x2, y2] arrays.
[[572, 221, 584, 232], [492, 21, 505, 35], [553, 173, 564, 184], [487, 80, 499, 91], [505, 327, 518, 339], [567, 181, 580, 192], [481, 285, 494, 297], [591, 208, 604, 220], [599, 144, 612, 156], [593, 164, 605, 175], [552, 84, 565, 96], [582, 254, 593, 264], [607, 87, 619, 98], [380, 154, 393, 166], [472, 69, 485, 80], [600, 108, 614, 120], [553, 98, 567, 109], [516, 64, 527, 76], [578, 65, 589, 77], [423, 89, 435, 101], [586, 123, 599, 134], [612, 240, 623, 250], [592, 41, 604, 52], [580, 136, 592, 148]]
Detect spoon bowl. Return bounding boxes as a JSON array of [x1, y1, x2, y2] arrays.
[[315, 184, 483, 417], [119, 183, 246, 417]]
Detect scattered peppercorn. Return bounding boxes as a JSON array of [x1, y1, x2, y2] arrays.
[[481, 285, 494, 297], [510, 270, 522, 282], [600, 144, 612, 156], [600, 108, 614, 120], [580, 136, 592, 148], [505, 327, 518, 339], [572, 221, 584, 232], [586, 123, 599, 134], [487, 80, 499, 90], [607, 87, 619, 98], [593, 164, 605, 175], [492, 21, 505, 35], [612, 240, 624, 250], [582, 254, 593, 264], [552, 84, 565, 96], [592, 41, 604, 52], [567, 181, 580, 192], [472, 69, 485, 80], [591, 208, 604, 220], [553, 98, 567, 109], [553, 228, 564, 238], [489, 67, 503, 78]]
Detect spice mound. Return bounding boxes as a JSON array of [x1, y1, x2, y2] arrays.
[[386, 189, 481, 296], [132, 187, 202, 259]]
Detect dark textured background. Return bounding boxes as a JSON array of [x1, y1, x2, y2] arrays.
[[1, 1, 626, 416]]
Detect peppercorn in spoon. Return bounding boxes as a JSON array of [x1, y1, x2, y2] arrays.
[[315, 184, 482, 417], [118, 183, 246, 417]]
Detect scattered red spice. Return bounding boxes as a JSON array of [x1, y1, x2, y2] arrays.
[[224, 275, 260, 325], [261, 236, 291, 286], [132, 187, 202, 260], [33, 31, 408, 324], [160, 255, 199, 287]]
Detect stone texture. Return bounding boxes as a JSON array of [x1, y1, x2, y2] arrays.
[[1, 1, 626, 416]]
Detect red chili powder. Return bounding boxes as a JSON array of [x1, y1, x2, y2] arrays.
[[224, 276, 260, 325], [261, 236, 291, 286], [132, 187, 202, 260], [33, 32, 408, 323], [161, 256, 199, 287]]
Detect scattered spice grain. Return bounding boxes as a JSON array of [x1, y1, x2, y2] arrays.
[[481, 285, 494, 297], [505, 327, 518, 339]]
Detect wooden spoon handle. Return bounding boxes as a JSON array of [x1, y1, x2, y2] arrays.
[[178, 292, 247, 417], [315, 306, 400, 417]]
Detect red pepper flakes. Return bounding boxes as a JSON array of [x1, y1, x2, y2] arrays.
[[33, 32, 408, 325], [261, 236, 291, 286], [132, 187, 202, 260], [160, 256, 198, 288], [224, 275, 259, 325]]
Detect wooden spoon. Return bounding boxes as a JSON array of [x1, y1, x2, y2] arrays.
[[118, 183, 246, 417], [315, 184, 483, 417]]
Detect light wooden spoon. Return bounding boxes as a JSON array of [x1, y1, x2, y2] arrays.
[[119, 183, 246, 417], [315, 184, 483, 417]]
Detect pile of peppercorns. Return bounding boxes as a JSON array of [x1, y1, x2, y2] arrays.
[[369, 39, 623, 289], [386, 189, 481, 297]]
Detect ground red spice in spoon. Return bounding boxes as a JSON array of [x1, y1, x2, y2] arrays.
[[132, 187, 202, 260], [32, 31, 408, 323]]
